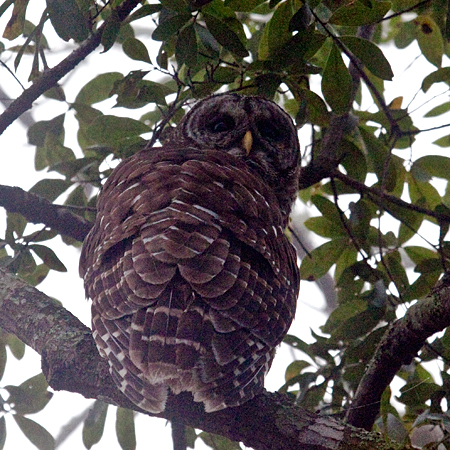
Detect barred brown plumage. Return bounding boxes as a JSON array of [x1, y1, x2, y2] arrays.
[[79, 93, 301, 413]]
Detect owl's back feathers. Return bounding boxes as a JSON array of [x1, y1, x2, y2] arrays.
[[80, 95, 300, 413]]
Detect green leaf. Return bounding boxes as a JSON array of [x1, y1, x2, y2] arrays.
[[6, 212, 28, 240], [123, 38, 151, 63], [304, 216, 346, 238], [311, 194, 341, 222], [211, 66, 239, 83], [176, 24, 198, 67], [152, 13, 192, 41], [334, 246, 358, 283], [6, 374, 52, 415], [29, 179, 71, 202], [403, 272, 441, 302], [159, 0, 189, 13], [75, 72, 124, 105], [224, 0, 265, 11], [414, 15, 443, 68], [284, 360, 311, 382], [86, 116, 151, 145], [116, 408, 136, 450], [422, 67, 450, 92], [28, 115, 65, 147], [46, 0, 89, 42], [404, 246, 439, 265], [322, 43, 352, 114], [267, 0, 293, 54], [113, 78, 172, 108], [101, 11, 121, 53], [3, 0, 28, 40], [300, 237, 347, 281], [333, 305, 385, 341], [29, 245, 67, 272], [203, 13, 248, 58], [126, 4, 162, 23], [299, 88, 329, 126], [340, 36, 393, 81], [43, 85, 66, 101], [20, 263, 50, 287], [338, 139, 367, 182], [412, 155, 450, 181], [266, 29, 327, 68], [83, 401, 108, 449], [397, 209, 423, 245], [14, 415, 54, 450], [199, 432, 241, 450], [433, 134, 450, 148], [289, 4, 311, 32], [283, 334, 314, 357], [329, 0, 391, 26], [424, 101, 450, 117]]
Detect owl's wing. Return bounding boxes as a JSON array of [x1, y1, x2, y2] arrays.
[[80, 148, 299, 412]]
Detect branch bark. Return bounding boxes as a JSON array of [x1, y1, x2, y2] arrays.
[[346, 272, 450, 430], [0, 266, 412, 450], [0, 185, 92, 242]]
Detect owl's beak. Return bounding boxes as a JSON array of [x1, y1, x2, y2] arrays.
[[242, 131, 253, 155]]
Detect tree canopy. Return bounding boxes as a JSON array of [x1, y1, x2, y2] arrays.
[[1, 0, 450, 449]]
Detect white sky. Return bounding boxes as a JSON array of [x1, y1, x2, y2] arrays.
[[1, 3, 450, 450]]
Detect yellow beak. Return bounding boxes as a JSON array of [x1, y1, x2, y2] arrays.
[[242, 131, 253, 155]]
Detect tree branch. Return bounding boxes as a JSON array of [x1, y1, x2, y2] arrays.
[[333, 171, 450, 224], [0, 0, 141, 135], [346, 272, 450, 430], [0, 266, 411, 450], [0, 185, 92, 242]]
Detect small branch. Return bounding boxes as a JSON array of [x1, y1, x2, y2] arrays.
[[0, 266, 410, 450], [376, 0, 433, 24], [0, 185, 92, 242], [0, 0, 141, 135], [346, 272, 450, 430], [333, 171, 450, 224]]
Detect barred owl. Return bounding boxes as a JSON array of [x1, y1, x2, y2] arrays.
[[79, 94, 301, 413]]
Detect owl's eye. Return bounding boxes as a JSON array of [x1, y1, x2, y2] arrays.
[[258, 120, 283, 142], [208, 115, 235, 133]]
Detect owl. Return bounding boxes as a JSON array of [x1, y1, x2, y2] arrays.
[[79, 93, 301, 413]]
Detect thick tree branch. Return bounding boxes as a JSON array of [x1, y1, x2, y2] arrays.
[[0, 266, 411, 450], [346, 272, 450, 430], [0, 0, 141, 135], [0, 185, 92, 242]]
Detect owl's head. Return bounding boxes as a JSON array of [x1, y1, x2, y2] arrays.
[[168, 93, 301, 214]]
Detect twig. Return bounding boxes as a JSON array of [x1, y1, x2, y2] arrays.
[[375, 0, 433, 24], [332, 171, 450, 224]]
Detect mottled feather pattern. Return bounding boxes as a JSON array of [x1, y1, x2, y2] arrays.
[[80, 94, 300, 413]]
